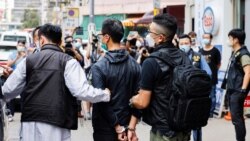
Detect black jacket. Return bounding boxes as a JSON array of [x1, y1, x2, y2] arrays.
[[142, 42, 191, 133], [21, 44, 78, 130], [91, 49, 141, 132], [227, 46, 250, 92]]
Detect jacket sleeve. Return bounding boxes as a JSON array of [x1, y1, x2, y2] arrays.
[[131, 66, 142, 119], [91, 65, 119, 127], [200, 55, 212, 76], [64, 59, 110, 103], [2, 59, 26, 101]]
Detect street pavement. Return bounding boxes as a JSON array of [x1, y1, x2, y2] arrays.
[[6, 113, 250, 141]]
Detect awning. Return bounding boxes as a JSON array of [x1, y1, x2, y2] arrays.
[[122, 18, 139, 27], [136, 11, 154, 25]]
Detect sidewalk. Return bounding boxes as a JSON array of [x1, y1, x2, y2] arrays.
[[7, 113, 250, 141]]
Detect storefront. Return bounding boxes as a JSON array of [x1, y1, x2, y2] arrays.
[[74, 14, 125, 40], [185, 0, 250, 118]]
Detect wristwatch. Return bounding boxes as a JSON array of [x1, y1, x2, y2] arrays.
[[126, 126, 136, 132], [240, 89, 247, 94]]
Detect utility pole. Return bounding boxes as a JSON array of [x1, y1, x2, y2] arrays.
[[89, 0, 94, 23], [88, 0, 97, 64], [41, 0, 44, 25], [88, 0, 95, 36]]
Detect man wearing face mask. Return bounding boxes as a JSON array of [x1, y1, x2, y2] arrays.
[[5, 40, 27, 122], [188, 31, 200, 53], [179, 34, 211, 141], [2, 23, 111, 141], [7, 40, 26, 69], [91, 19, 141, 141], [130, 13, 191, 141], [226, 29, 250, 141], [200, 33, 221, 118]]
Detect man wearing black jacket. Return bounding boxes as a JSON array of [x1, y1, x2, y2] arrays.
[[130, 14, 191, 141], [91, 19, 141, 141], [227, 29, 250, 141]]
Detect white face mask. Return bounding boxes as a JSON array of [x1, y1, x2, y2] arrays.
[[227, 38, 236, 48], [35, 41, 41, 51], [136, 40, 142, 47], [146, 34, 155, 47], [179, 45, 191, 53], [202, 39, 210, 46], [17, 46, 26, 52], [74, 42, 82, 49]]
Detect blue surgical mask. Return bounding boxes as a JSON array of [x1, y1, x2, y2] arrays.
[[17, 46, 26, 52], [74, 42, 82, 49], [179, 45, 191, 53], [101, 43, 108, 52], [203, 39, 210, 45]]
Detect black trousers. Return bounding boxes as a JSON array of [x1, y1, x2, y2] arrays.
[[228, 91, 248, 141], [93, 130, 118, 141], [6, 99, 15, 116]]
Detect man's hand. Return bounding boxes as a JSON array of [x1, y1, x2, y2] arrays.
[[115, 125, 127, 141], [118, 132, 127, 141], [127, 130, 138, 141], [1, 65, 13, 78], [103, 88, 111, 95]]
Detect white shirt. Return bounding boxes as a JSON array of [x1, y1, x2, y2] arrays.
[[2, 58, 110, 141]]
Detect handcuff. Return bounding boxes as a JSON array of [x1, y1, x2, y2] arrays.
[[129, 98, 134, 108], [116, 126, 126, 134], [116, 126, 136, 134]]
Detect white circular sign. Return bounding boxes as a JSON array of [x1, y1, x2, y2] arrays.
[[202, 6, 220, 35]]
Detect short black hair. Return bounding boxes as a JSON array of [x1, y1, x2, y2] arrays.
[[32, 26, 41, 38], [38, 23, 62, 45], [101, 19, 124, 43], [64, 36, 73, 42], [17, 40, 26, 45], [179, 34, 191, 43], [188, 31, 197, 38], [153, 13, 177, 41], [228, 28, 245, 45], [204, 33, 213, 39]]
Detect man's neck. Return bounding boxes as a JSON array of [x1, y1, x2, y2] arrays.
[[203, 44, 213, 51], [233, 44, 241, 53], [108, 43, 121, 51]]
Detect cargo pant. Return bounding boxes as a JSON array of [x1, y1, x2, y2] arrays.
[[150, 130, 190, 141]]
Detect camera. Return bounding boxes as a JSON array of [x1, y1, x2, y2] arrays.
[[65, 42, 73, 48], [92, 34, 98, 43]]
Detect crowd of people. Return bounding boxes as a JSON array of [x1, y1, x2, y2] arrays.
[[0, 13, 249, 141]]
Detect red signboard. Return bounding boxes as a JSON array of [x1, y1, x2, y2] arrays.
[[244, 93, 250, 107]]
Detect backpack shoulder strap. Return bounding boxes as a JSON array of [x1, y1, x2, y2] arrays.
[[235, 46, 250, 62], [149, 51, 176, 67]]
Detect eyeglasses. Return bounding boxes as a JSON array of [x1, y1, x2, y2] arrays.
[[147, 29, 166, 36], [97, 33, 109, 40]]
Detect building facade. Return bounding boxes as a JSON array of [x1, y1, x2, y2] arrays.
[[184, 0, 250, 117], [76, 0, 186, 40], [185, 0, 249, 70]]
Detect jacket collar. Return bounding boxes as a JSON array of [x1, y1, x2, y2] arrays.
[[41, 44, 63, 52], [153, 41, 176, 52]]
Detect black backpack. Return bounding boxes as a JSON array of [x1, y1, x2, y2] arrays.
[[150, 52, 212, 131]]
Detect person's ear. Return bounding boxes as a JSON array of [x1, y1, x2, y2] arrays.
[[158, 34, 165, 42], [58, 40, 62, 46], [104, 34, 110, 43]]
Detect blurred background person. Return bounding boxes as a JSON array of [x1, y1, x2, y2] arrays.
[[188, 31, 200, 52], [6, 40, 27, 122]]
